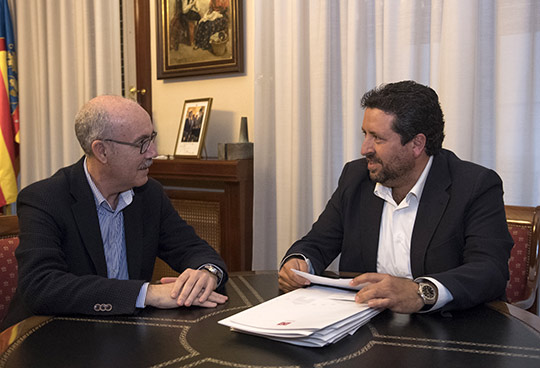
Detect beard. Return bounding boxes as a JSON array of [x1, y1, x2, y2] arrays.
[[366, 153, 414, 187]]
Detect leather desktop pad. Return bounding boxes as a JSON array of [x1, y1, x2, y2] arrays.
[[1, 273, 539, 368]]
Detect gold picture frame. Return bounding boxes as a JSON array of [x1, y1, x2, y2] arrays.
[[156, 0, 244, 79], [174, 98, 213, 158]]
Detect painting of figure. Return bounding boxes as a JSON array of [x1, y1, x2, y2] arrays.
[[158, 0, 243, 78]]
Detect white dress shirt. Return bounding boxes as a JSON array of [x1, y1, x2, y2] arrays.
[[374, 156, 453, 311], [282, 156, 454, 311]]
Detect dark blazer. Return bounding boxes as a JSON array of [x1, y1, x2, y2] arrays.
[[284, 149, 513, 311], [2, 157, 228, 329]]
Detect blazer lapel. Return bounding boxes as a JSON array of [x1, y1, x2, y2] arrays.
[[358, 180, 384, 272], [123, 193, 144, 279], [410, 154, 451, 278], [70, 158, 108, 277]]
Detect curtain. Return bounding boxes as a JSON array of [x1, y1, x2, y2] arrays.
[[253, 0, 540, 270], [17, 0, 122, 188]]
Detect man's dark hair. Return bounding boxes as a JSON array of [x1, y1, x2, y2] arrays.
[[360, 80, 445, 156]]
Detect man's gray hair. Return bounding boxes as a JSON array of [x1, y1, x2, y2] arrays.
[[74, 100, 113, 155]]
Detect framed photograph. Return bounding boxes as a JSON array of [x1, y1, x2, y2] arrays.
[[174, 98, 213, 158], [156, 0, 244, 79]]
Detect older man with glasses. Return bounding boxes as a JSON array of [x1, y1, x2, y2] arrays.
[[1, 95, 228, 330]]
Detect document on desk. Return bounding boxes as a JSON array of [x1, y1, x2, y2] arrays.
[[290, 269, 369, 290], [219, 285, 380, 347]]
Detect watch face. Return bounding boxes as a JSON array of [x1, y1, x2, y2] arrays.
[[421, 284, 436, 303]]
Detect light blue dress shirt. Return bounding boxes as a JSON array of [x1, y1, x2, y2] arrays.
[[83, 159, 148, 307]]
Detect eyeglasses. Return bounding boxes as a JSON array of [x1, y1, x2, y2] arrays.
[[102, 131, 157, 154]]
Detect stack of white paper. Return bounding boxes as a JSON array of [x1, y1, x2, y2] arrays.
[[219, 273, 380, 347]]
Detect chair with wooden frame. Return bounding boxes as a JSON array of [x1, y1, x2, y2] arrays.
[[505, 205, 540, 315], [0, 215, 19, 324]]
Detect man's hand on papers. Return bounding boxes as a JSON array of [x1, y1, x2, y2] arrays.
[[291, 269, 368, 291], [145, 269, 228, 309], [278, 258, 311, 292], [350, 273, 424, 313]]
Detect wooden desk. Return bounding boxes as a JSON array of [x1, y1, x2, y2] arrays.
[[149, 158, 253, 272], [1, 272, 539, 368]]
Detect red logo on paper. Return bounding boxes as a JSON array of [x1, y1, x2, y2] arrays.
[[277, 321, 292, 326]]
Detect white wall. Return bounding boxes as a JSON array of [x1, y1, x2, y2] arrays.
[[149, 0, 254, 158]]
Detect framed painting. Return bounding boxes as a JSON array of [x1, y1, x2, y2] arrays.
[[156, 0, 244, 79], [174, 98, 213, 158]]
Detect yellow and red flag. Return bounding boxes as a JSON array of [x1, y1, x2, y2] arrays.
[[0, 0, 18, 207]]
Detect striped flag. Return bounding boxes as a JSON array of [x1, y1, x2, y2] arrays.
[[0, 0, 18, 207]]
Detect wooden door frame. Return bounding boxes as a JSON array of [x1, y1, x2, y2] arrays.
[[134, 0, 152, 116]]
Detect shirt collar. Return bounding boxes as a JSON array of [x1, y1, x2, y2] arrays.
[[374, 155, 434, 205], [83, 157, 134, 211]]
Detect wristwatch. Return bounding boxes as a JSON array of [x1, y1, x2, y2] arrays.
[[416, 280, 438, 311], [200, 264, 223, 284]]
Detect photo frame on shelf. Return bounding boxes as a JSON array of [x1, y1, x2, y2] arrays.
[[156, 0, 244, 79], [174, 97, 213, 158]]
